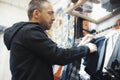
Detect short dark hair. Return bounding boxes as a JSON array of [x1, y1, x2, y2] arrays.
[[28, 0, 49, 19]]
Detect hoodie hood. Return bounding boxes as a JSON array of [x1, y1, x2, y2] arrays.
[[4, 22, 47, 50], [4, 22, 30, 50]]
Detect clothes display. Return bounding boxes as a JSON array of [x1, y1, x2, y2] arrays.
[[88, 31, 120, 80], [1, 0, 120, 80], [54, 3, 120, 79], [54, 15, 120, 80]]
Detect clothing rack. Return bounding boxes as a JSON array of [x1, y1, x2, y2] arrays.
[[92, 23, 120, 35], [63, 0, 87, 14], [63, 0, 120, 24], [69, 8, 120, 24], [82, 23, 120, 35], [63, 0, 100, 14]]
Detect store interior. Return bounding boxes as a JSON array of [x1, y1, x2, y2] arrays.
[[0, 0, 120, 80]]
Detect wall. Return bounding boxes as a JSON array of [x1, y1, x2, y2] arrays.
[[0, 1, 29, 80], [0, 34, 11, 80], [0, 1, 28, 27]]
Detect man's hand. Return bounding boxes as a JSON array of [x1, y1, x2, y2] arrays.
[[85, 43, 97, 53], [78, 34, 94, 46], [77, 34, 97, 53]]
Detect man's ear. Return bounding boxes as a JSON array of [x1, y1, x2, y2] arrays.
[[33, 9, 41, 19]]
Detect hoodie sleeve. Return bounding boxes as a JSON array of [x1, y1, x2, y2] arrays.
[[23, 26, 90, 65]]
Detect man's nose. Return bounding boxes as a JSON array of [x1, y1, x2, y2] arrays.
[[52, 15, 55, 21]]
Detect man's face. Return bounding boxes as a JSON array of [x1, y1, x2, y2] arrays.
[[38, 2, 55, 30]]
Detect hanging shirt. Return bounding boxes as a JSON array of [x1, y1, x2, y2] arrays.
[[84, 36, 106, 75], [107, 34, 120, 70], [96, 38, 108, 71], [103, 32, 120, 72]]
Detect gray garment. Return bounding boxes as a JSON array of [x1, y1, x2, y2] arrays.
[[107, 34, 120, 70], [101, 0, 120, 12], [96, 38, 108, 71]]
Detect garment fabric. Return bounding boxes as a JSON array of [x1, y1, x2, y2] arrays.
[[89, 38, 108, 80], [67, 60, 81, 80], [102, 32, 119, 72], [106, 35, 120, 78], [90, 32, 120, 80], [4, 22, 90, 80], [96, 38, 108, 71], [101, 0, 120, 12], [107, 35, 120, 68], [72, 36, 105, 80], [60, 65, 68, 80], [84, 36, 106, 75]]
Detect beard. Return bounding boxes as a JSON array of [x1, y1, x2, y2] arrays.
[[40, 22, 52, 30]]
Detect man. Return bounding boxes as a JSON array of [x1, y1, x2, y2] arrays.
[[4, 0, 97, 80]]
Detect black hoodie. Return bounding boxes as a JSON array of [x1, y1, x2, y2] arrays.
[[4, 22, 29, 50], [4, 22, 90, 80]]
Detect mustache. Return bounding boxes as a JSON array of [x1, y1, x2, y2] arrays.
[[49, 21, 53, 24]]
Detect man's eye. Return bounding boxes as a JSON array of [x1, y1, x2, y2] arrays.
[[48, 12, 54, 15]]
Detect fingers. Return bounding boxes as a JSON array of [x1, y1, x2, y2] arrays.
[[85, 43, 97, 53], [78, 34, 94, 46], [83, 34, 94, 40]]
